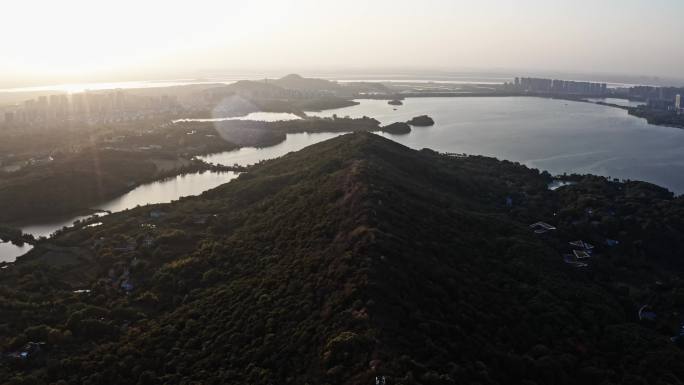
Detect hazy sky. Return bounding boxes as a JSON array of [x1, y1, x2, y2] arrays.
[[2, 0, 683, 86]]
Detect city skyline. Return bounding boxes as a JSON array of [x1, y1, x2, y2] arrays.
[[2, 0, 684, 88]]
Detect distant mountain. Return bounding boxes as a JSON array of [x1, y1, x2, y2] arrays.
[[226, 79, 284, 93], [201, 75, 355, 113], [3, 133, 684, 384], [205, 75, 342, 98], [204, 79, 286, 99], [271, 73, 342, 93]]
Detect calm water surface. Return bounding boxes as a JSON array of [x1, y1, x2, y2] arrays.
[[307, 97, 684, 194], [4, 171, 239, 262], [200, 132, 347, 167], [6, 96, 684, 261], [19, 171, 239, 240], [0, 242, 33, 263], [174, 112, 301, 123], [202, 97, 684, 194]]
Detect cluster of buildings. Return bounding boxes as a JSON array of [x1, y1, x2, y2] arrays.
[[618, 85, 684, 113], [505, 76, 683, 114], [511, 77, 608, 96], [0, 90, 181, 128]]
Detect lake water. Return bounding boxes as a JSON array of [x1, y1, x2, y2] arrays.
[[6, 96, 684, 261], [201, 97, 684, 194], [174, 112, 302, 123], [18, 171, 239, 240], [304, 97, 684, 194], [200, 132, 347, 167], [0, 242, 33, 263], [3, 170, 238, 261]]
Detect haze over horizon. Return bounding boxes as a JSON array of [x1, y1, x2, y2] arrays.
[[2, 0, 683, 88], [5, 1, 684, 383]]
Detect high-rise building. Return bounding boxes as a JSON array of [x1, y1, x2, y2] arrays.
[[518, 77, 606, 96], [34, 96, 48, 123], [4, 111, 14, 125], [72, 93, 86, 115], [676, 94, 682, 110]]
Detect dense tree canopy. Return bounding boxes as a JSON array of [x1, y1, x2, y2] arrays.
[[2, 133, 684, 384]]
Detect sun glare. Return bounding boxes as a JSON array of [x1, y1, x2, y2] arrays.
[[3, 2, 684, 384]]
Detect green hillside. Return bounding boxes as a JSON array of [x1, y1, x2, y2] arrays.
[[2, 133, 684, 385]]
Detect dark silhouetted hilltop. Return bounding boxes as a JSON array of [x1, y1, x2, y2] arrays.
[[407, 115, 435, 126], [381, 122, 411, 134], [271, 74, 343, 93]]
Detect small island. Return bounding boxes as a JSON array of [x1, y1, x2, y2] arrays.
[[388, 99, 403, 106], [407, 115, 435, 126], [381, 122, 411, 135]]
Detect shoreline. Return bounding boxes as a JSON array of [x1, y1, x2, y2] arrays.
[[4, 161, 244, 240], [3, 93, 681, 244], [388, 92, 684, 130]]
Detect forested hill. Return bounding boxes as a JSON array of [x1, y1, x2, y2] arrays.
[[2, 133, 684, 385]]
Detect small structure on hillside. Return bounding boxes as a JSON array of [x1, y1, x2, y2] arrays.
[[529, 222, 557, 234], [121, 280, 134, 292], [445, 152, 468, 158], [638, 305, 657, 321], [573, 250, 592, 259], [150, 210, 166, 219], [547, 180, 577, 190], [5, 342, 45, 362], [192, 214, 212, 225], [142, 236, 155, 248], [113, 241, 135, 253], [563, 254, 588, 268], [92, 237, 105, 249], [569, 240, 594, 251]]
